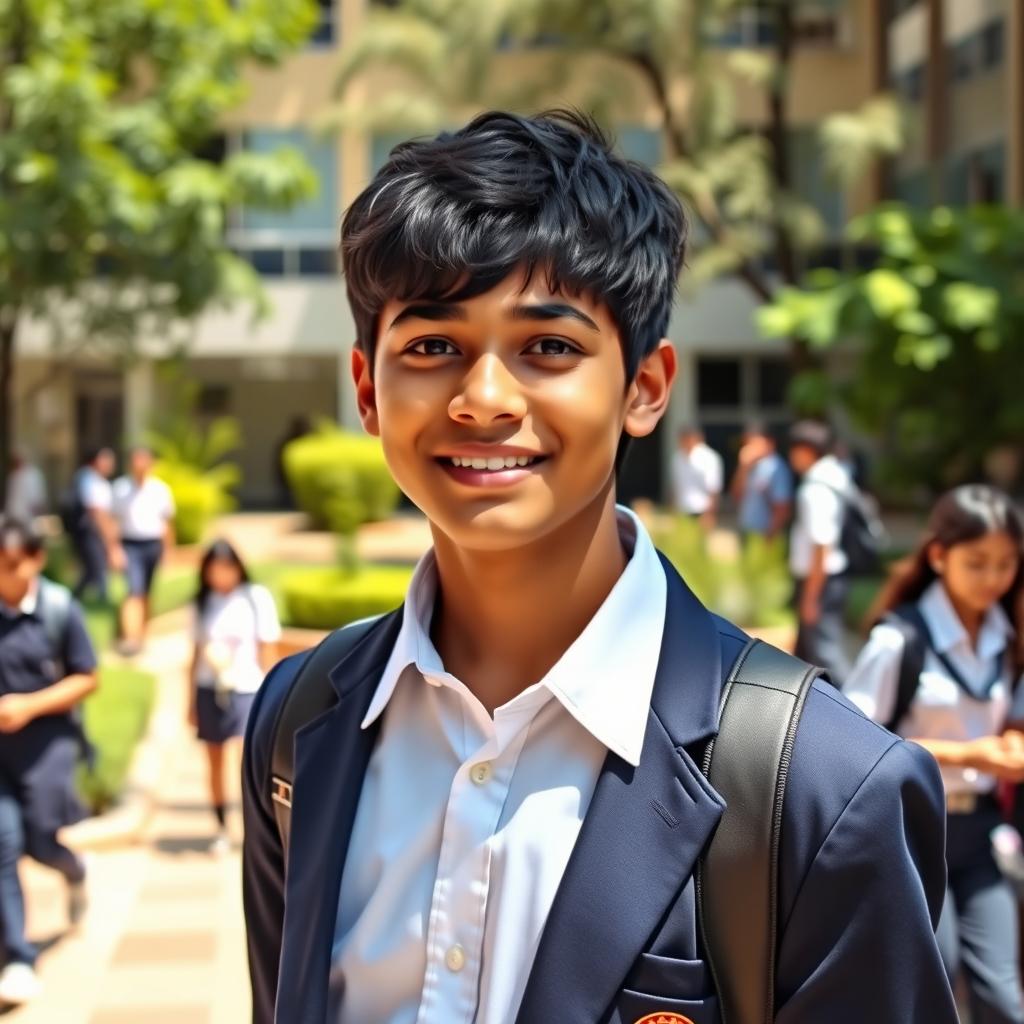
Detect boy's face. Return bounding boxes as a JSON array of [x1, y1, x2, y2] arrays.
[[353, 269, 675, 552], [0, 545, 43, 605]]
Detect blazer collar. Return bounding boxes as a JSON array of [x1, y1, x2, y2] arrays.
[[275, 609, 404, 1023], [516, 556, 726, 1023]]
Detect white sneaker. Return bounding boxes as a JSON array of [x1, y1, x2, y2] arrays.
[[0, 962, 42, 1006], [209, 831, 230, 857]]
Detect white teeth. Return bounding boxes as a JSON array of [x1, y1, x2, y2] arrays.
[[448, 455, 539, 470]]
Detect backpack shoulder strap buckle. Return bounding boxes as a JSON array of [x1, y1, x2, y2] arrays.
[[270, 777, 293, 809]]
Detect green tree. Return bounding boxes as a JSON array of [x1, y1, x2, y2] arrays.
[[759, 205, 1024, 497], [326, 0, 900, 354], [0, 0, 320, 501]]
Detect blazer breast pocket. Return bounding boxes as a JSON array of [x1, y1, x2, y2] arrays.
[[610, 953, 720, 1024]]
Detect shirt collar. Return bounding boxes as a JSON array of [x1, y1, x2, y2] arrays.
[[361, 505, 667, 767], [0, 581, 38, 618], [919, 579, 1012, 659]]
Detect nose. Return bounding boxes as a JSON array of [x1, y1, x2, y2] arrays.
[[448, 354, 527, 426]]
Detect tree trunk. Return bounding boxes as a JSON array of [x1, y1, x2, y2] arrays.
[[0, 313, 16, 509]]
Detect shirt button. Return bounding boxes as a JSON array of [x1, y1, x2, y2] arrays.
[[445, 944, 466, 973], [470, 762, 492, 785]]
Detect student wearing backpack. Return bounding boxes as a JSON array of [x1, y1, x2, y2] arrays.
[[0, 517, 97, 1007], [63, 447, 121, 605], [190, 540, 280, 855], [241, 111, 956, 1024], [845, 485, 1024, 1024], [787, 420, 857, 686]]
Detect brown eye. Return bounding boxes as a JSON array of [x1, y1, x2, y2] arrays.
[[526, 337, 580, 356], [408, 337, 459, 356]]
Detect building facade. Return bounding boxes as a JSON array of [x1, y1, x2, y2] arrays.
[[13, 0, 1020, 507]]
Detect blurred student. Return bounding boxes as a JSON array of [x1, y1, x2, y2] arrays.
[[845, 485, 1024, 1024], [0, 517, 97, 1007], [730, 423, 792, 541], [63, 448, 120, 605], [787, 420, 854, 685], [4, 451, 47, 524], [670, 425, 724, 530], [189, 541, 280, 854], [112, 447, 175, 656]]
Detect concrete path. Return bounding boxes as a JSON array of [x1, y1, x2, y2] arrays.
[[7, 626, 251, 1024]]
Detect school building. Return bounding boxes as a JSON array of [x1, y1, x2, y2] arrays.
[[12, 0, 1024, 507]]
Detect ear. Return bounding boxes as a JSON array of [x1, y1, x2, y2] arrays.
[[926, 540, 946, 575], [350, 346, 380, 437], [623, 339, 676, 439]]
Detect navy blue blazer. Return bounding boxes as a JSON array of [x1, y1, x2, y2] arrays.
[[242, 557, 957, 1024]]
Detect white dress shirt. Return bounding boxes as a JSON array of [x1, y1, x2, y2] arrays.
[[329, 506, 667, 1024], [788, 455, 850, 578], [670, 442, 723, 515], [5, 464, 47, 522], [844, 580, 1017, 795], [112, 475, 175, 541], [193, 584, 281, 693]]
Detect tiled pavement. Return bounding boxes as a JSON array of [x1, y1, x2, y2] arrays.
[[8, 630, 251, 1024]]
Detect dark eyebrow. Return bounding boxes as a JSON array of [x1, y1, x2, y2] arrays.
[[510, 302, 600, 332], [388, 302, 468, 329]]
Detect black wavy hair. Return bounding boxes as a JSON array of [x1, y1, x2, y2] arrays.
[[0, 516, 45, 557], [341, 109, 688, 381]]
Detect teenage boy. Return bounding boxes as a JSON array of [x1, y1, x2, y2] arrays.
[[242, 111, 956, 1023], [65, 447, 120, 604], [112, 446, 175, 655], [787, 420, 855, 686], [0, 517, 96, 1006]]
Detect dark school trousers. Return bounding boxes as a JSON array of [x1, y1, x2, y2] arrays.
[[937, 796, 1024, 1024], [71, 526, 109, 604], [793, 572, 852, 687]]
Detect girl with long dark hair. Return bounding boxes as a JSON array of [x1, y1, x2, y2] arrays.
[[845, 484, 1024, 1023], [189, 540, 280, 854]]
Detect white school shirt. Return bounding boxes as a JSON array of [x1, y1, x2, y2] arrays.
[[5, 464, 47, 522], [329, 506, 667, 1024], [671, 442, 724, 515], [112, 475, 175, 541], [77, 467, 112, 513], [788, 455, 850, 578], [844, 580, 1017, 796], [193, 584, 281, 693]]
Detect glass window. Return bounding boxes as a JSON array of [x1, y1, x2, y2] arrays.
[[371, 131, 413, 175], [789, 128, 843, 234], [298, 248, 338, 276], [756, 358, 790, 408], [310, 0, 335, 45], [239, 129, 338, 236], [894, 168, 929, 208], [980, 19, 1004, 70], [698, 358, 742, 409], [242, 248, 286, 276]]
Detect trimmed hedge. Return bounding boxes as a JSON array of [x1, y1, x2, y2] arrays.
[[283, 428, 400, 532], [281, 565, 413, 630]]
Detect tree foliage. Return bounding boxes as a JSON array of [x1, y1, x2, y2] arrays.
[[326, 0, 901, 304], [759, 205, 1024, 496], [0, 0, 321, 493]]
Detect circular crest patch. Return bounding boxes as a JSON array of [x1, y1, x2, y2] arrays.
[[632, 1014, 696, 1024]]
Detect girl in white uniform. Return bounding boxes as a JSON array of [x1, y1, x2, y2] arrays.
[[189, 540, 280, 854], [845, 484, 1024, 1024]]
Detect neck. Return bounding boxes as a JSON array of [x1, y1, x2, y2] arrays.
[[430, 489, 628, 714], [943, 584, 985, 649]]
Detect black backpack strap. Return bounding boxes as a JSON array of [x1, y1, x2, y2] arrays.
[[698, 639, 821, 1024], [881, 605, 929, 733], [269, 616, 382, 862], [36, 578, 72, 677]]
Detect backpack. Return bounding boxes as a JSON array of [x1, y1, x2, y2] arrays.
[[819, 480, 886, 578], [35, 578, 95, 765], [57, 470, 88, 536], [267, 619, 821, 1024], [880, 603, 1007, 731]]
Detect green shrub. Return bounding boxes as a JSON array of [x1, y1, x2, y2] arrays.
[[77, 664, 156, 813], [652, 516, 794, 629], [155, 461, 238, 544], [283, 427, 401, 534], [281, 564, 412, 630]]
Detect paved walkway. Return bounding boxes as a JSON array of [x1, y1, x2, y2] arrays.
[[7, 625, 250, 1023]]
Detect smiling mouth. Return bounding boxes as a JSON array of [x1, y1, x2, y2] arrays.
[[440, 455, 546, 471]]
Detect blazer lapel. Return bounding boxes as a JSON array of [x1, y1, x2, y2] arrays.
[[516, 560, 725, 1024], [276, 611, 403, 1023]]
